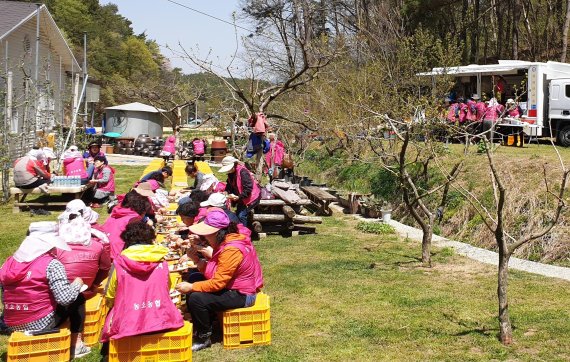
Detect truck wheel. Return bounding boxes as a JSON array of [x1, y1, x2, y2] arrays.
[[558, 126, 570, 147]]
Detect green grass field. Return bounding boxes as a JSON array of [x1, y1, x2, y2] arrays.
[[2, 163, 570, 361]]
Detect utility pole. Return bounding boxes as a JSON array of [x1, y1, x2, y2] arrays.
[[83, 32, 88, 130]]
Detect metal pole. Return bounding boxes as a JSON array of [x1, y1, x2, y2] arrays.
[[83, 32, 87, 130], [57, 75, 88, 171], [34, 4, 41, 83]]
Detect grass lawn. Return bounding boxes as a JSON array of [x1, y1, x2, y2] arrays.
[[2, 163, 570, 361]]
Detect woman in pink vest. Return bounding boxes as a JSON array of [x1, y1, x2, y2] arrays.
[[0, 222, 84, 336], [55, 204, 111, 358], [87, 156, 115, 208], [101, 190, 151, 260], [264, 133, 285, 179], [100, 221, 183, 357], [161, 134, 176, 162], [192, 138, 207, 162], [176, 210, 263, 352], [218, 156, 261, 226], [63, 146, 89, 184]]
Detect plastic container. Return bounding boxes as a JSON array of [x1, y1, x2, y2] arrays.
[[222, 292, 271, 349], [83, 293, 107, 347], [109, 321, 192, 362], [7, 327, 71, 362]]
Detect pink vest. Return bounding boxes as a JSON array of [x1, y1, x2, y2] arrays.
[[204, 236, 263, 295], [94, 165, 115, 193], [508, 107, 521, 118], [265, 141, 285, 167], [101, 206, 142, 260], [64, 157, 88, 179], [101, 257, 183, 341], [465, 101, 477, 122], [0, 254, 57, 326], [214, 182, 226, 193], [475, 102, 486, 122], [192, 139, 205, 155], [446, 104, 460, 123], [234, 164, 261, 206], [163, 136, 176, 154], [55, 239, 108, 287], [485, 104, 504, 121]]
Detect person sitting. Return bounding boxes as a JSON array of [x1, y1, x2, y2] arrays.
[[506, 99, 523, 118], [55, 205, 111, 358], [100, 221, 184, 356], [101, 190, 151, 260], [88, 156, 115, 208], [218, 156, 261, 226], [140, 166, 172, 184], [192, 138, 207, 162], [13, 149, 51, 190], [63, 146, 90, 185], [0, 222, 84, 334], [199, 173, 226, 194], [175, 210, 263, 351], [83, 142, 107, 179], [200, 193, 239, 224]]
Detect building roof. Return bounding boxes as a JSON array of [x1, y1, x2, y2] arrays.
[[105, 102, 166, 113], [0, 1, 80, 71]]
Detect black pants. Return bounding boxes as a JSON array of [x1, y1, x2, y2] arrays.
[[187, 290, 246, 337], [56, 293, 86, 333], [17, 178, 49, 189]]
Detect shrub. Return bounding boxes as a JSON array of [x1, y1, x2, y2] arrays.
[[356, 221, 395, 235]]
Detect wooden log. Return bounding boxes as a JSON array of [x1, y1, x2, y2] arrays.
[[282, 205, 296, 219], [272, 181, 291, 190], [251, 221, 263, 233], [258, 199, 286, 207], [271, 186, 302, 204], [252, 213, 322, 224]]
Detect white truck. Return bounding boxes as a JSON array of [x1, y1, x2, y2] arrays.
[[424, 60, 570, 146]]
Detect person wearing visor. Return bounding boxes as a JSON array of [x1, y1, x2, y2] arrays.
[[175, 210, 263, 351], [217, 156, 261, 226], [0, 222, 84, 335]]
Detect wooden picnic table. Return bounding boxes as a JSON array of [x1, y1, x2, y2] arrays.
[[300, 186, 337, 216], [11, 185, 90, 213]]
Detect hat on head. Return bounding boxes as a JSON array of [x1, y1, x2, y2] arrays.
[[471, 94, 480, 100], [13, 222, 70, 262], [218, 156, 239, 173], [88, 141, 101, 148], [134, 182, 155, 197], [200, 193, 227, 208], [27, 148, 45, 160], [189, 209, 230, 235], [506, 98, 515, 104], [199, 174, 218, 191], [69, 145, 78, 152]]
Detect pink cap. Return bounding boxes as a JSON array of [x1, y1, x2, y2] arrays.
[[189, 209, 230, 235]]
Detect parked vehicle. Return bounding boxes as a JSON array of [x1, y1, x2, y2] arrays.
[[423, 60, 570, 145]]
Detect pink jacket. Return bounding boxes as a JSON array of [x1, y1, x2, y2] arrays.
[[162, 135, 176, 154], [265, 140, 285, 167], [234, 164, 261, 207], [204, 235, 263, 295], [475, 102, 486, 122], [0, 254, 56, 326], [94, 165, 115, 193], [101, 206, 142, 260], [101, 255, 183, 341], [249, 113, 268, 134], [55, 239, 111, 288], [64, 157, 88, 179]]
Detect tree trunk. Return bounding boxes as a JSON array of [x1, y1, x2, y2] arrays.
[[561, 0, 570, 62], [421, 217, 433, 266], [497, 249, 513, 344]]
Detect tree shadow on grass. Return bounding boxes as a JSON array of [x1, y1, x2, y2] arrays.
[[443, 312, 500, 338]]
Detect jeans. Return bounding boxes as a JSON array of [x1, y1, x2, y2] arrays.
[[86, 164, 95, 179], [236, 197, 260, 226], [186, 289, 246, 337]]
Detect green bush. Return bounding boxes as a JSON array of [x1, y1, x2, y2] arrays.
[[356, 221, 395, 235]]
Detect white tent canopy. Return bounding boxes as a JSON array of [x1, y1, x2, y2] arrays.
[[104, 102, 165, 113]]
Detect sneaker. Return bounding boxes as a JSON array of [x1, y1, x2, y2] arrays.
[[72, 343, 91, 358], [191, 336, 212, 352]]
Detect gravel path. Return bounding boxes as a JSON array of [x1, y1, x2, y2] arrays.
[[331, 204, 570, 282]]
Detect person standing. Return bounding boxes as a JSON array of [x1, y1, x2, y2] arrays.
[[192, 138, 207, 162], [218, 156, 261, 226], [161, 134, 176, 162]]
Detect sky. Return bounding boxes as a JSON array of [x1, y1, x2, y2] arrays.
[[102, 0, 248, 74]]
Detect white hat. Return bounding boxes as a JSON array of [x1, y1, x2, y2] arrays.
[[506, 98, 515, 104], [27, 149, 45, 160], [199, 174, 219, 191], [471, 94, 480, 100], [13, 222, 70, 262], [42, 147, 56, 159], [218, 156, 239, 173], [200, 193, 227, 208]]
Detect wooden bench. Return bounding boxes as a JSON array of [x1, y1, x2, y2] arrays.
[[301, 186, 338, 216], [11, 185, 89, 213]]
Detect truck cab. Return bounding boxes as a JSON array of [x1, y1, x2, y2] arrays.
[[549, 78, 570, 146]]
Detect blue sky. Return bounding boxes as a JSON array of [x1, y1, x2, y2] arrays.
[[102, 0, 248, 74]]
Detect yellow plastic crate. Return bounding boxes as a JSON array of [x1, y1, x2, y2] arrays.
[[84, 293, 107, 347], [109, 321, 192, 362], [7, 327, 71, 362], [222, 292, 271, 349]]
